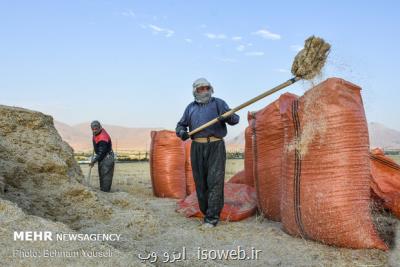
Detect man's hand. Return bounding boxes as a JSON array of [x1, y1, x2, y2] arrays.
[[217, 115, 226, 122], [89, 154, 99, 167], [178, 130, 190, 141]]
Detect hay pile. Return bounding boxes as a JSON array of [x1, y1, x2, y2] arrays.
[[0, 105, 113, 228], [291, 36, 331, 80], [0, 105, 147, 265]]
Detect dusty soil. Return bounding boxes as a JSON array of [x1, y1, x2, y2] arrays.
[[81, 162, 400, 267]]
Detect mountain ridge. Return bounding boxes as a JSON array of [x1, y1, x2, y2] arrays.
[[55, 121, 400, 152]]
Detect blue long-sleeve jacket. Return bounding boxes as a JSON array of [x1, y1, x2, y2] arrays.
[[176, 97, 240, 139]]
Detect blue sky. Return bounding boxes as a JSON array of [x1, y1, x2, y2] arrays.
[[1, 0, 399, 139]]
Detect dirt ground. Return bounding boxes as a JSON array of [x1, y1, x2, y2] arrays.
[[77, 160, 400, 267]]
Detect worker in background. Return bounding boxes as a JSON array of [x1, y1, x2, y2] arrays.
[[89, 120, 115, 192], [176, 78, 240, 228]]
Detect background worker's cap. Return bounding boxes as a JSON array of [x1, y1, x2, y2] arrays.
[[90, 120, 102, 135], [90, 121, 102, 135], [90, 120, 102, 130]]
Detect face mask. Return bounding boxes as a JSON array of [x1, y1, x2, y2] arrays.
[[92, 127, 102, 136], [194, 91, 212, 104]]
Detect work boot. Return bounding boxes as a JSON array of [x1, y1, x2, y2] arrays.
[[201, 222, 216, 229]]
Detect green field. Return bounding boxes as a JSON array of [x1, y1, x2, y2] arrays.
[[80, 154, 400, 188], [81, 159, 244, 186]]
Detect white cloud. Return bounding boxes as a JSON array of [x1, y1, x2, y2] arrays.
[[165, 30, 174, 38], [275, 68, 290, 73], [121, 9, 135, 17], [218, 58, 237, 63], [245, 51, 265, 56], [232, 36, 242, 41], [185, 38, 193, 43], [148, 24, 174, 37], [290, 45, 303, 52], [204, 33, 227, 40], [252, 29, 281, 40], [148, 24, 163, 32], [236, 45, 245, 52]]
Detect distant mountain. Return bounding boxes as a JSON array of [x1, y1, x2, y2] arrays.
[[54, 121, 90, 151], [56, 120, 400, 153], [369, 122, 400, 149], [54, 121, 162, 152], [226, 122, 400, 151]]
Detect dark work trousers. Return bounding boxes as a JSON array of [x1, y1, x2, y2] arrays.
[[191, 140, 226, 225], [98, 153, 115, 192]]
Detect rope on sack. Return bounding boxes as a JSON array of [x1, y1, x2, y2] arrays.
[[291, 99, 308, 238]]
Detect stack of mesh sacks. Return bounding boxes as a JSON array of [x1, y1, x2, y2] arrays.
[[243, 78, 390, 250], [149, 130, 257, 221]]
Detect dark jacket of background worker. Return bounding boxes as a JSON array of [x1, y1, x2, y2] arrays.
[[90, 120, 115, 192]]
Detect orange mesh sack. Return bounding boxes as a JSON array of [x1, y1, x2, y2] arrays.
[[370, 148, 400, 218], [185, 139, 196, 195], [176, 183, 257, 221], [244, 116, 255, 186], [184, 140, 196, 195], [150, 130, 186, 199], [279, 78, 387, 250], [251, 93, 298, 221], [227, 170, 246, 184]]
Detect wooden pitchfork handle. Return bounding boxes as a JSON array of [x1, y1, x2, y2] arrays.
[[188, 77, 301, 136], [84, 150, 95, 186]]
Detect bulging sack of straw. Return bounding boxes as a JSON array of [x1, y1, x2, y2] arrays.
[[176, 183, 257, 221], [227, 169, 246, 184], [370, 148, 400, 219], [279, 78, 388, 250], [251, 93, 298, 221], [150, 130, 186, 199]]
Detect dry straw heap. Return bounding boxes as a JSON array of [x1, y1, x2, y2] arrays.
[[291, 36, 331, 80]]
